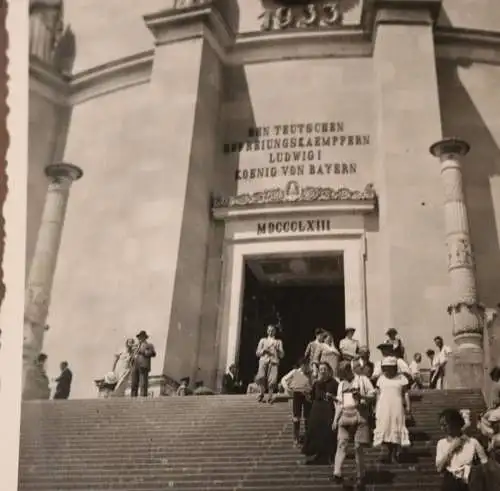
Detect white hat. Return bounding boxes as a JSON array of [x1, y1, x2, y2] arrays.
[[381, 356, 398, 367]]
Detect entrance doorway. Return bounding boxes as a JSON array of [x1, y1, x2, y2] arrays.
[[237, 253, 345, 387]]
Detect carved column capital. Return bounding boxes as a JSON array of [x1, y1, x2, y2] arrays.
[[430, 138, 470, 160], [45, 162, 83, 183]]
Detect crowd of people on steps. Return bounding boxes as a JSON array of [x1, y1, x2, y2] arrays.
[[253, 324, 500, 491]]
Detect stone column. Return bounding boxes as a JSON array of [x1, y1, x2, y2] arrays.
[[22, 162, 83, 400], [430, 138, 485, 389], [372, 0, 448, 354], [143, 1, 237, 385]]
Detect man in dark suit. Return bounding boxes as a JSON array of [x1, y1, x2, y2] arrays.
[[54, 361, 73, 399], [130, 330, 156, 397], [222, 364, 243, 394]]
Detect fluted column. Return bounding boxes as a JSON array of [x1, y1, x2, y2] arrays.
[[22, 163, 82, 400], [430, 138, 485, 388]]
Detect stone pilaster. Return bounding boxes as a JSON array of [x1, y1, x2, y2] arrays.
[[372, 0, 448, 351], [430, 138, 485, 389], [143, 1, 237, 385], [23, 163, 82, 400]]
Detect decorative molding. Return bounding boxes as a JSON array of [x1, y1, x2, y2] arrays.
[[447, 301, 485, 316], [447, 237, 474, 270], [212, 181, 376, 209]]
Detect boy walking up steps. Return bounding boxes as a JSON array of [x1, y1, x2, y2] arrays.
[[281, 358, 313, 446]]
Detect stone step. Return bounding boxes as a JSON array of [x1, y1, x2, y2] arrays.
[[19, 485, 441, 491]]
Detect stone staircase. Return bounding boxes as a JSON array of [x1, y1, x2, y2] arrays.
[[18, 389, 486, 491]]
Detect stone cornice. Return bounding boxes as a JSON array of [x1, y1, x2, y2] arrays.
[[29, 24, 500, 108], [144, 3, 235, 63], [435, 27, 500, 65], [232, 27, 371, 64], [69, 50, 154, 105]]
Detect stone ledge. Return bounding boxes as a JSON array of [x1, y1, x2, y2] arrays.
[[143, 2, 236, 59], [69, 50, 154, 105], [233, 27, 371, 64]]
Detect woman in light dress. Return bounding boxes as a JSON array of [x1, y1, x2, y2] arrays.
[[111, 338, 136, 396], [319, 331, 340, 376], [373, 356, 411, 463]]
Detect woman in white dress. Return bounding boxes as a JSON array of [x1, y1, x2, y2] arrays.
[[111, 338, 136, 395], [319, 332, 340, 376], [373, 356, 411, 463]]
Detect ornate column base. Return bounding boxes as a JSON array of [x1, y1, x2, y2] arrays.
[[445, 302, 485, 390], [445, 346, 484, 390]]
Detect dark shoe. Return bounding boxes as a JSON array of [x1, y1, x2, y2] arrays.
[[331, 474, 343, 484], [378, 454, 391, 464], [267, 396, 274, 404], [257, 394, 264, 403], [355, 476, 366, 490]]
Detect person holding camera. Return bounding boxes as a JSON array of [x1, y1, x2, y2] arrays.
[[332, 361, 375, 489]]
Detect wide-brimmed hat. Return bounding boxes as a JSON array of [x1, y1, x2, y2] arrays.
[[358, 346, 370, 354], [381, 356, 398, 367], [377, 342, 394, 351], [136, 330, 149, 339], [345, 327, 356, 333], [386, 328, 398, 336]]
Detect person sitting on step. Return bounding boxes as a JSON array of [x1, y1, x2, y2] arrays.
[[489, 367, 500, 409], [176, 377, 191, 396], [193, 381, 214, 396], [436, 408, 488, 491], [255, 324, 284, 404], [339, 327, 360, 362], [221, 364, 244, 394], [280, 358, 313, 447], [478, 405, 500, 452], [304, 328, 326, 380]]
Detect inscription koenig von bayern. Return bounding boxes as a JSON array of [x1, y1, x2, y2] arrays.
[[224, 121, 371, 182]]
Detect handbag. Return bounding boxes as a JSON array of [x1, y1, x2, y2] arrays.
[[339, 406, 361, 427], [338, 381, 362, 427]]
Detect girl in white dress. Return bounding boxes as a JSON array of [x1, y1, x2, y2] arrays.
[[373, 356, 411, 463]]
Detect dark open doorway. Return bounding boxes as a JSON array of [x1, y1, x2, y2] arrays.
[[237, 254, 345, 388]]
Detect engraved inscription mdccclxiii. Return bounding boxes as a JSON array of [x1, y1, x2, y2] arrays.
[[260, 3, 343, 31]]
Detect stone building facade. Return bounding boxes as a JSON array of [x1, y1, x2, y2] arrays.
[[26, 0, 500, 399]]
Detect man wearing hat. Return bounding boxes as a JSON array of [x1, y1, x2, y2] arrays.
[[384, 328, 405, 359], [372, 343, 412, 384], [339, 327, 360, 361], [130, 330, 156, 397]]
